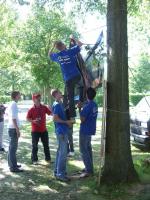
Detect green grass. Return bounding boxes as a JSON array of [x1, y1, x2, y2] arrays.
[[1, 122, 150, 200]]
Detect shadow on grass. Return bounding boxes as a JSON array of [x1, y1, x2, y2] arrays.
[[1, 123, 150, 200]]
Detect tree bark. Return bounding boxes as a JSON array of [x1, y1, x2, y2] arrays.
[[101, 0, 139, 183]]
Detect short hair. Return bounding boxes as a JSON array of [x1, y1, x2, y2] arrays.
[[32, 93, 41, 100], [51, 89, 59, 97], [54, 40, 64, 49], [11, 91, 20, 100], [87, 87, 96, 100]]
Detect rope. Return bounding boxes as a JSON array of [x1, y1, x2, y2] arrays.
[[107, 108, 129, 114]]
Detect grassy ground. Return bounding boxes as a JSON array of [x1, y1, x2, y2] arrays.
[[1, 120, 150, 200]]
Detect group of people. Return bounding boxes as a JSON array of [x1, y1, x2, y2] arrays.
[[0, 36, 98, 182]]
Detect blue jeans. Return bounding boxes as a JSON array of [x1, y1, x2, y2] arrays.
[[67, 127, 74, 153], [80, 133, 93, 173], [8, 129, 18, 170], [54, 133, 68, 178]]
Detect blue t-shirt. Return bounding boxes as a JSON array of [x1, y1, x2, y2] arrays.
[[50, 45, 80, 81], [80, 101, 98, 135], [52, 101, 69, 134]]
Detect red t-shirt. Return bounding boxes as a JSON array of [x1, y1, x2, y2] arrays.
[[27, 104, 52, 132]]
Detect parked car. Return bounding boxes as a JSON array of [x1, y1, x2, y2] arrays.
[[130, 96, 150, 150]]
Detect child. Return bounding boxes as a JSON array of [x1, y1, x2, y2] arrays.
[[79, 87, 98, 177]]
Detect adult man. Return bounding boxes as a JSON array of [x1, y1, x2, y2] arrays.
[[79, 87, 98, 178], [51, 89, 73, 182], [27, 94, 52, 165], [49, 37, 83, 119], [0, 104, 6, 152], [7, 91, 23, 172]]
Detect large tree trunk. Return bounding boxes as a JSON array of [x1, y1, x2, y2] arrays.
[[101, 0, 138, 183]]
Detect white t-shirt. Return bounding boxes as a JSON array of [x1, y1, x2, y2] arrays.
[[8, 101, 20, 129]]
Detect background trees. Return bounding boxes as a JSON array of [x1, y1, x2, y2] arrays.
[[18, 6, 74, 102], [0, 0, 149, 184], [0, 1, 76, 102]]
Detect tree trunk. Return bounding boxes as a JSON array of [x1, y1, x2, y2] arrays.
[[101, 0, 138, 183]]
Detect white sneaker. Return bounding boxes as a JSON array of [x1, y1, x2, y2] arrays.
[[68, 152, 75, 157], [32, 161, 38, 165]]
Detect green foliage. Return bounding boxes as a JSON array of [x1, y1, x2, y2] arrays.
[[0, 95, 11, 103], [0, 3, 17, 68], [95, 94, 103, 107], [0, 1, 78, 103], [18, 6, 75, 92], [0, 2, 39, 97], [130, 55, 150, 93]]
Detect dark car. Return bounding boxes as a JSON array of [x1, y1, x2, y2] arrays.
[[130, 96, 150, 150]]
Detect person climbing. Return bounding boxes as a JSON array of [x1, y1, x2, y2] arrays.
[[48, 36, 83, 120]]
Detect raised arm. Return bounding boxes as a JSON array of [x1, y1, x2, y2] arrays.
[[70, 34, 83, 47]]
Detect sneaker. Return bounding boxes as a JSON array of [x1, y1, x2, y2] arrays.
[[56, 176, 71, 182], [79, 172, 93, 178], [68, 152, 75, 157], [32, 161, 38, 165], [14, 164, 22, 168], [0, 148, 6, 152], [10, 168, 24, 173]]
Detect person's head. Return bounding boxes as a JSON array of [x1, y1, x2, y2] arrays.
[[54, 40, 66, 51], [51, 89, 62, 101], [86, 87, 96, 101], [11, 91, 21, 102], [32, 93, 41, 105]]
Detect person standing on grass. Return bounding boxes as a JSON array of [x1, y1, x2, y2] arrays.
[[79, 87, 98, 178], [0, 104, 6, 152], [49, 37, 83, 120], [27, 94, 52, 165], [7, 91, 23, 173], [51, 89, 73, 182]]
